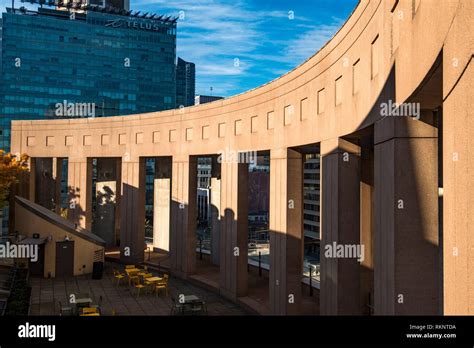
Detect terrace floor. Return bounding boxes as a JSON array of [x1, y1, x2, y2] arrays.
[[29, 263, 247, 316]]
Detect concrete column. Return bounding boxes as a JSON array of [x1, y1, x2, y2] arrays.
[[34, 158, 55, 210], [219, 160, 248, 300], [169, 155, 197, 278], [360, 141, 374, 314], [374, 115, 439, 315], [269, 148, 304, 315], [52, 158, 63, 214], [95, 158, 117, 247], [153, 157, 172, 252], [320, 138, 361, 315], [67, 158, 93, 230], [119, 157, 146, 264], [28, 158, 36, 203], [443, 57, 474, 314], [211, 156, 221, 265]]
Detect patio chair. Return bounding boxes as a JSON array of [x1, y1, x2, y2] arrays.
[[113, 269, 125, 286], [170, 297, 184, 316], [127, 273, 139, 287], [190, 301, 207, 316], [133, 277, 146, 298], [155, 274, 169, 297], [58, 301, 73, 316], [125, 265, 135, 269], [90, 295, 103, 314], [80, 307, 99, 315]]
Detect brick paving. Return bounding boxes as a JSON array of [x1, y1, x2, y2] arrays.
[[29, 263, 247, 316]]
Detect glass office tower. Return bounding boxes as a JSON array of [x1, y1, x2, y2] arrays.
[[175, 57, 195, 108], [0, 6, 177, 151]]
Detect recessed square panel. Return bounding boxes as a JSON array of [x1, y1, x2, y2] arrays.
[[65, 136, 74, 147], [101, 134, 110, 145], [267, 111, 275, 130], [83, 135, 92, 146], [284, 105, 293, 126], [27, 136, 36, 147], [317, 88, 325, 114], [136, 132, 144, 144], [218, 123, 226, 138], [300, 98, 308, 120], [202, 125, 210, 140], [46, 136, 55, 147], [153, 131, 160, 143], [186, 128, 193, 141], [335, 76, 343, 106], [234, 119, 243, 135], [118, 133, 127, 145], [169, 129, 177, 142], [251, 116, 258, 133], [353, 59, 361, 95]]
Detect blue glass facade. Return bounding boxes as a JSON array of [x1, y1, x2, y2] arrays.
[[0, 7, 177, 151]]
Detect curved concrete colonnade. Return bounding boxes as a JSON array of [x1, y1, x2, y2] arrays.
[[11, 0, 474, 315]]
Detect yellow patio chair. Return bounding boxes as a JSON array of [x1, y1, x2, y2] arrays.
[[81, 307, 99, 315], [113, 269, 125, 286], [133, 277, 146, 298], [127, 272, 139, 287], [155, 274, 169, 297]]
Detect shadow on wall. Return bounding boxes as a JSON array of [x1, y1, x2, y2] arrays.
[[319, 60, 442, 315]]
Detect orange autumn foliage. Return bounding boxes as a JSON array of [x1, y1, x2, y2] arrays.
[[0, 150, 29, 209]]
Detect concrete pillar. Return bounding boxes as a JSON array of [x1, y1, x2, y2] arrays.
[[153, 157, 172, 252], [269, 148, 304, 315], [374, 115, 439, 315], [169, 155, 197, 278], [219, 160, 248, 300], [52, 158, 64, 215], [320, 138, 361, 315], [34, 158, 55, 210], [360, 140, 374, 314], [28, 158, 36, 203], [95, 158, 117, 247], [442, 56, 474, 314], [119, 157, 146, 264], [211, 156, 221, 265], [67, 158, 93, 230]]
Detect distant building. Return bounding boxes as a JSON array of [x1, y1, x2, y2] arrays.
[[58, 0, 129, 11], [176, 57, 195, 108], [0, 5, 177, 151], [195, 95, 224, 105], [303, 154, 320, 254]]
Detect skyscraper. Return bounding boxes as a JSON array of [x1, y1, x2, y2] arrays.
[[195, 95, 224, 105], [0, 5, 177, 151], [175, 57, 195, 108]]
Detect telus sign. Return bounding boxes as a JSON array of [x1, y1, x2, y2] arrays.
[[105, 18, 162, 31]]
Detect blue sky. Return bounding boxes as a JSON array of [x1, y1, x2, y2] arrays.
[[1, 0, 358, 97], [136, 0, 358, 97]]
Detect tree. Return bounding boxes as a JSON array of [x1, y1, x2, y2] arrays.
[[0, 151, 29, 209]]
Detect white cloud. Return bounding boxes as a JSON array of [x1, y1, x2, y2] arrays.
[[284, 19, 344, 65]]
